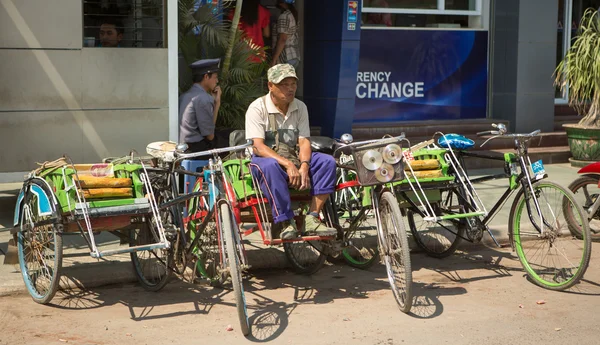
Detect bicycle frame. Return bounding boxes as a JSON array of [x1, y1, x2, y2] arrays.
[[454, 144, 550, 238], [395, 129, 553, 247]]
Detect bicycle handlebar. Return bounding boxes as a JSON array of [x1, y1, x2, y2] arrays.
[[477, 129, 541, 139], [335, 133, 406, 151], [476, 130, 497, 136], [478, 129, 541, 148], [333, 134, 406, 171], [174, 140, 254, 162]]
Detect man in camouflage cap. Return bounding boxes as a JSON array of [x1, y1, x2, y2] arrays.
[[245, 64, 337, 239]]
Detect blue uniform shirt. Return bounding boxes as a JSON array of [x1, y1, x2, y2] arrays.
[[179, 84, 216, 143]]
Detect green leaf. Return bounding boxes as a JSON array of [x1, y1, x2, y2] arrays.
[[554, 8, 600, 125]]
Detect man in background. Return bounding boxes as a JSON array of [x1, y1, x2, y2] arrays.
[[179, 58, 223, 154], [99, 18, 124, 47]]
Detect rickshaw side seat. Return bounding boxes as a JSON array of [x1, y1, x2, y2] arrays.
[[392, 148, 456, 207], [41, 162, 146, 213]]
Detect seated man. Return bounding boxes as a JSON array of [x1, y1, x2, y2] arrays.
[[245, 64, 337, 239], [99, 18, 124, 47], [179, 58, 224, 154]]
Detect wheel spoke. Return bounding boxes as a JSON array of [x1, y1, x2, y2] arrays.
[[379, 192, 412, 313], [512, 181, 591, 290], [18, 181, 63, 304]]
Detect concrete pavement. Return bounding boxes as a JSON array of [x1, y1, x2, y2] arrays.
[[0, 163, 585, 297]]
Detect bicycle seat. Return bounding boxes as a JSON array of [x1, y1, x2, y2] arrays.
[[437, 134, 474, 150], [310, 136, 336, 154], [146, 141, 177, 162]]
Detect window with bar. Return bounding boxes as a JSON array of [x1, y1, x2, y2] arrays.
[[83, 0, 165, 48]]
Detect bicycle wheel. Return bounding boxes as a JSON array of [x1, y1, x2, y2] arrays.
[[282, 205, 329, 275], [17, 179, 63, 304], [568, 175, 600, 235], [509, 180, 591, 290], [221, 202, 250, 336], [130, 216, 171, 292], [407, 188, 465, 258], [283, 239, 328, 275], [378, 191, 413, 313], [340, 202, 379, 269]]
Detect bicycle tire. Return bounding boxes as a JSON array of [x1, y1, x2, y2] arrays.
[[130, 218, 171, 292], [568, 175, 600, 235], [222, 202, 250, 336], [509, 180, 591, 290], [17, 179, 63, 304], [283, 239, 328, 275], [283, 202, 328, 275], [378, 191, 413, 313], [407, 188, 464, 258]]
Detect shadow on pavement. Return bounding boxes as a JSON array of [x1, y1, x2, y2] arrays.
[[9, 243, 599, 341]]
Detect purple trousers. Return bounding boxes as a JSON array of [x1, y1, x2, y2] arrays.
[[250, 152, 336, 223]]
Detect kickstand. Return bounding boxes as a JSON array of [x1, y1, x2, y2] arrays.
[[486, 227, 501, 247]]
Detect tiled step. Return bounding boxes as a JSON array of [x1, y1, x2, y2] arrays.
[[404, 131, 568, 151], [351, 118, 509, 140], [462, 146, 572, 170], [554, 104, 581, 116], [314, 118, 573, 169], [554, 115, 580, 131]]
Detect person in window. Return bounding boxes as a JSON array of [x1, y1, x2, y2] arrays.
[[99, 18, 124, 47], [179, 58, 223, 154], [271, 0, 300, 68], [245, 64, 337, 239], [235, 0, 270, 62]]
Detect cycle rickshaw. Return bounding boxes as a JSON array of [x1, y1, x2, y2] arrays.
[[8, 156, 169, 304], [142, 133, 414, 336]]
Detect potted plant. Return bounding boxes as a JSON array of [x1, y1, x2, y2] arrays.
[[554, 8, 600, 164]]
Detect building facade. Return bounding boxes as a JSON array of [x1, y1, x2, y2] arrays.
[[0, 0, 595, 178], [0, 0, 169, 180]]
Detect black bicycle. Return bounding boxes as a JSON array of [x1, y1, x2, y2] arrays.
[[398, 124, 591, 290]]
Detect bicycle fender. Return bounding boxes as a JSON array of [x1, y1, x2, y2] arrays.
[[577, 162, 600, 174], [13, 181, 54, 228]]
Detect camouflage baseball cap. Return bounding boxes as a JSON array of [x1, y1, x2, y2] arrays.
[[267, 64, 298, 84]]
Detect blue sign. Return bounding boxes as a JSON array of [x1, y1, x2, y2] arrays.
[[531, 160, 546, 175], [354, 30, 488, 123], [347, 1, 358, 23]]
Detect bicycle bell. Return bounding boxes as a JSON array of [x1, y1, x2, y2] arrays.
[[176, 143, 189, 153], [493, 123, 507, 135], [341, 133, 354, 144]]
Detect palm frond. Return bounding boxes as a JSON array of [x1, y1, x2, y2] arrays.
[[178, 0, 267, 130]]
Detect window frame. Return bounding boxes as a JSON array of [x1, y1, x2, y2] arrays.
[[362, 0, 482, 16], [81, 0, 166, 48]]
